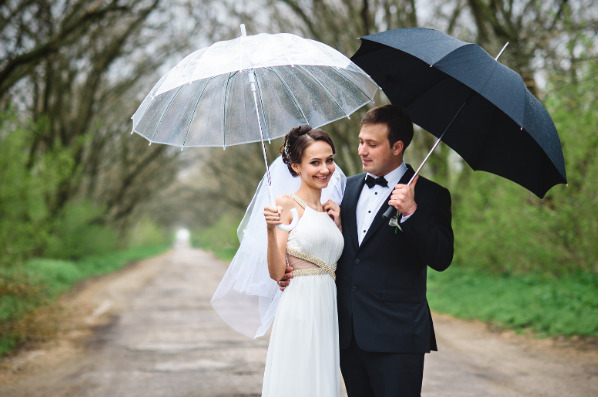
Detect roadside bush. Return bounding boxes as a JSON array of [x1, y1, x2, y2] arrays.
[[192, 212, 241, 261], [0, 114, 55, 266], [44, 202, 119, 260], [125, 216, 171, 248]]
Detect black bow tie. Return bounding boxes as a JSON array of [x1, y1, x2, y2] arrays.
[[365, 175, 388, 188]]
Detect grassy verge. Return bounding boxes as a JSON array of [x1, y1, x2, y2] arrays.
[[0, 244, 169, 357], [428, 266, 598, 338]]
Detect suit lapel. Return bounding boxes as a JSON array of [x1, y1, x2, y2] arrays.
[[344, 175, 365, 250], [360, 165, 415, 247]]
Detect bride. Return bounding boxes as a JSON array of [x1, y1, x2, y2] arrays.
[[210, 124, 345, 397], [262, 125, 344, 396]]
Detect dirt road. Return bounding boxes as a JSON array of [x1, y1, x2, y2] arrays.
[[1, 243, 597, 396]]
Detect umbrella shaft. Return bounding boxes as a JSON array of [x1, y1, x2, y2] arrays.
[[411, 41, 509, 183], [409, 133, 444, 185], [246, 69, 273, 187]]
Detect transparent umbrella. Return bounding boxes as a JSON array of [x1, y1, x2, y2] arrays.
[[131, 25, 378, 228]]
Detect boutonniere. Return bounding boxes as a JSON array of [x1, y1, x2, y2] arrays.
[[388, 212, 402, 234]]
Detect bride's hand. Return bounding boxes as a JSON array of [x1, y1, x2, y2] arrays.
[[323, 200, 342, 231], [264, 205, 283, 229]]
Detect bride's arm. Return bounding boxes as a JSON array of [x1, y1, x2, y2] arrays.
[[264, 196, 293, 281]]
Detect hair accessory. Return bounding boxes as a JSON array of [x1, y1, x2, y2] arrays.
[[283, 140, 291, 160]]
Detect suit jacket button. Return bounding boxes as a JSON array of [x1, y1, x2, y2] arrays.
[[355, 259, 360, 265], [351, 286, 358, 292]]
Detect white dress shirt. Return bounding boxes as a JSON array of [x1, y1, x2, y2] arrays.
[[356, 163, 407, 245]]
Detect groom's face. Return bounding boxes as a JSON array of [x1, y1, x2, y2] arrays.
[[358, 123, 403, 177]]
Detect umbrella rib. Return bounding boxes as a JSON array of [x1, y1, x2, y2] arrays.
[[269, 67, 309, 124], [180, 78, 211, 149], [252, 70, 273, 142], [250, 69, 275, 187], [149, 86, 183, 144], [222, 72, 237, 148], [297, 64, 346, 118], [334, 67, 375, 104], [133, 74, 167, 123]]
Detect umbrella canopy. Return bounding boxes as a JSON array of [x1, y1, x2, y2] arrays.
[[132, 30, 378, 149], [351, 27, 566, 198]]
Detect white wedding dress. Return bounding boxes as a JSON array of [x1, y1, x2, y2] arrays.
[[262, 194, 344, 397]]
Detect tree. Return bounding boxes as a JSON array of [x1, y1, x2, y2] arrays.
[[0, 0, 242, 259]]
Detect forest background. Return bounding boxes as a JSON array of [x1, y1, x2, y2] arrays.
[[1, 0, 597, 356]]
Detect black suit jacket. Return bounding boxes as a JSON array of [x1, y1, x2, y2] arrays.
[[337, 165, 454, 353]]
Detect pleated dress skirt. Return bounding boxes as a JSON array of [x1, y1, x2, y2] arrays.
[[261, 273, 340, 397]]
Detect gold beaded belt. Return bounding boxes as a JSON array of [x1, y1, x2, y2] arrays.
[[293, 267, 336, 280], [287, 247, 336, 280]]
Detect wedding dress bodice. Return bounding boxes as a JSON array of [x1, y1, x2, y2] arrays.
[[286, 195, 344, 279]]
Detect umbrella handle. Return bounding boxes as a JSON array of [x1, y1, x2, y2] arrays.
[[267, 185, 299, 231], [276, 207, 299, 231]]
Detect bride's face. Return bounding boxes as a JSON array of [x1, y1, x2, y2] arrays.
[[292, 140, 335, 190]]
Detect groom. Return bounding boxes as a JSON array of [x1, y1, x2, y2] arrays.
[[336, 104, 453, 396], [280, 105, 454, 396]]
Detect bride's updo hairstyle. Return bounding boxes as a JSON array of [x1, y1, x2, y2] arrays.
[[280, 124, 335, 176]]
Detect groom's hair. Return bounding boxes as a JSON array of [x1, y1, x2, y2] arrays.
[[361, 105, 414, 150]]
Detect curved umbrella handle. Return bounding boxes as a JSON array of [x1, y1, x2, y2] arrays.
[[276, 207, 298, 231], [267, 184, 298, 231]]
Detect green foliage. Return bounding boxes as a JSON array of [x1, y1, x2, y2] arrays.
[[23, 259, 83, 297], [542, 66, 598, 274], [44, 201, 119, 260], [0, 111, 95, 264], [0, 113, 54, 264], [192, 213, 241, 261], [125, 216, 172, 248], [428, 267, 598, 337], [452, 174, 563, 273], [451, 63, 598, 275]]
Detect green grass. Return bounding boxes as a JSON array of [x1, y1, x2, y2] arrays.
[[0, 244, 169, 356], [428, 267, 598, 338], [22, 245, 170, 297]]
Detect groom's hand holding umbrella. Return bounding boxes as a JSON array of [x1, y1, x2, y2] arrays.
[[389, 174, 419, 217]]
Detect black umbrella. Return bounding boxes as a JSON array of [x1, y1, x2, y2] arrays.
[[351, 27, 567, 211]]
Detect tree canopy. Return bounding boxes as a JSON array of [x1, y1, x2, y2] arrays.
[[1, 0, 597, 275]]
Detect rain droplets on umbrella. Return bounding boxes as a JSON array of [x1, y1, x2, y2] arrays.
[[351, 27, 566, 212], [131, 25, 378, 229]]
